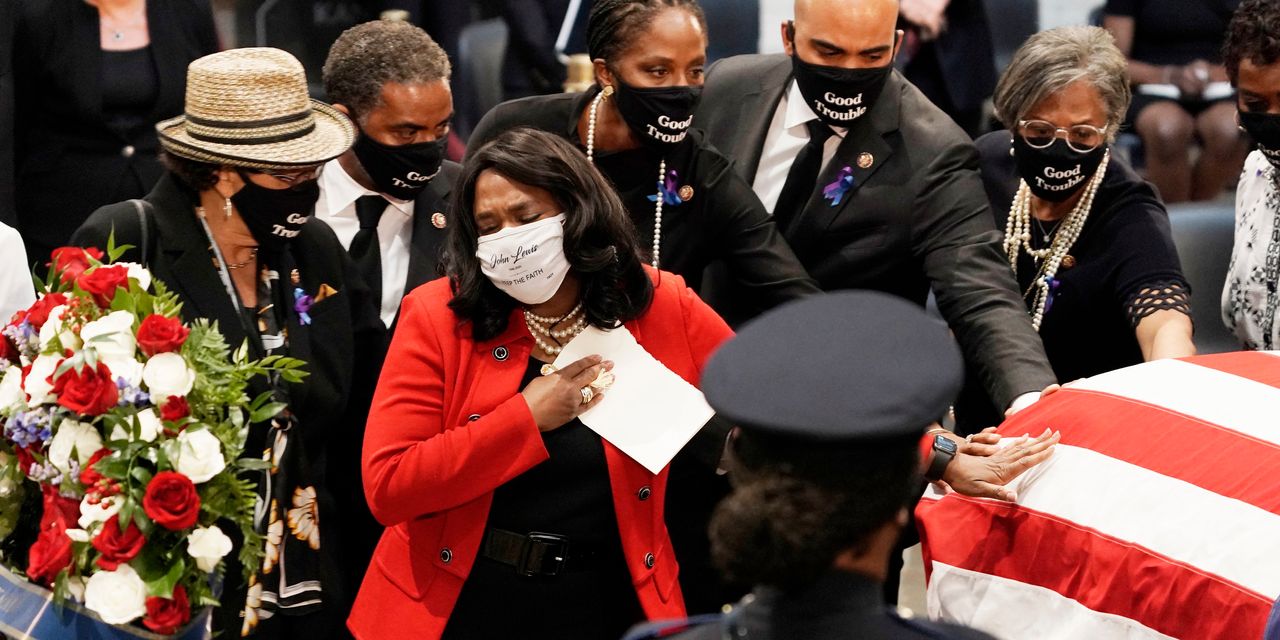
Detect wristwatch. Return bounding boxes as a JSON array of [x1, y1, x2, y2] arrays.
[[925, 434, 958, 482]]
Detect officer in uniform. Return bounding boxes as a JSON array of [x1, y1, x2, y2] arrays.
[[626, 291, 1012, 639]]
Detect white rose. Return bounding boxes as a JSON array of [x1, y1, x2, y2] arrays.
[[115, 262, 152, 291], [0, 366, 25, 411], [142, 352, 195, 400], [103, 356, 143, 388], [84, 564, 147, 625], [78, 495, 121, 529], [37, 305, 80, 351], [169, 428, 225, 483], [65, 528, 90, 543], [47, 421, 103, 473], [66, 575, 86, 603], [80, 311, 137, 363], [109, 408, 161, 443], [187, 525, 233, 572], [23, 354, 59, 405]]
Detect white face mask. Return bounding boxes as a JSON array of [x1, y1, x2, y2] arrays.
[[476, 213, 571, 305]]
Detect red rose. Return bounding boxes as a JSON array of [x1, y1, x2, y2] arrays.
[[136, 314, 190, 356], [79, 448, 112, 487], [27, 520, 72, 585], [49, 247, 104, 284], [142, 471, 200, 531], [143, 584, 191, 634], [160, 396, 190, 422], [23, 293, 68, 330], [14, 447, 34, 474], [52, 360, 118, 416], [76, 265, 129, 308], [40, 485, 80, 531], [92, 514, 146, 570]]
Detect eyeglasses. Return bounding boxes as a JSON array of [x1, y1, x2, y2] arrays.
[[1017, 119, 1108, 153], [248, 165, 323, 185]]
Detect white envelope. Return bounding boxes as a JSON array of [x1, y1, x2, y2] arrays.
[[553, 325, 713, 474]]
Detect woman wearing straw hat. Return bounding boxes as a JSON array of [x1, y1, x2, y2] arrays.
[[72, 47, 382, 638]]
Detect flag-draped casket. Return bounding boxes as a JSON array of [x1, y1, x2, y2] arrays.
[[917, 352, 1280, 639]]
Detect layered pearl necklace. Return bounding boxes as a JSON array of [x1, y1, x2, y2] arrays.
[[1003, 150, 1110, 331], [524, 301, 587, 356], [586, 87, 664, 268]]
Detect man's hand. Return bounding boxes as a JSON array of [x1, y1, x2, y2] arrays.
[[939, 429, 1060, 501]]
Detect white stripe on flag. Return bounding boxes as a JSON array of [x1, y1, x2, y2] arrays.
[[1001, 445, 1280, 598], [927, 561, 1175, 640], [1070, 358, 1280, 445]]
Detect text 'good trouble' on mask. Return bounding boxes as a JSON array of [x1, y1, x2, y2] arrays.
[[1013, 136, 1107, 202], [231, 174, 321, 253], [476, 213, 571, 305], [790, 55, 892, 128], [611, 81, 701, 149], [1239, 110, 1280, 171], [352, 131, 446, 201]]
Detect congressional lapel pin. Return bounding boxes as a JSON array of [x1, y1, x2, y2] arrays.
[[823, 166, 856, 207], [289, 268, 301, 286], [1061, 255, 1077, 269], [678, 185, 695, 202], [431, 212, 447, 229], [857, 152, 874, 169]]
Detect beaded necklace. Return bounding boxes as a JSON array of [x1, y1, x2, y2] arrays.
[[1003, 150, 1110, 331], [523, 301, 587, 355], [585, 87, 664, 268]]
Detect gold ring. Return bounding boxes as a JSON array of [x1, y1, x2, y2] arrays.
[[580, 386, 594, 405]]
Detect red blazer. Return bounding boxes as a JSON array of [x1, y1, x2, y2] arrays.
[[347, 268, 733, 639]]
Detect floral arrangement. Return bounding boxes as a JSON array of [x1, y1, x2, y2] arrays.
[[0, 240, 304, 635]]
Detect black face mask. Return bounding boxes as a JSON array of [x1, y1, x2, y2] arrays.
[[610, 81, 701, 150], [231, 173, 320, 253], [1013, 137, 1107, 202], [1239, 110, 1280, 170], [352, 131, 446, 200]]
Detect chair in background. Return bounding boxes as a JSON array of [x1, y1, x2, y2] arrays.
[[1166, 201, 1239, 354], [455, 18, 508, 142]]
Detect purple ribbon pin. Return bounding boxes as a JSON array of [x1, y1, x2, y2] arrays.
[[1043, 276, 1062, 314], [293, 287, 314, 326], [647, 169, 684, 206], [823, 166, 856, 207]]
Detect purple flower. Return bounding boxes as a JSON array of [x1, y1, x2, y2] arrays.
[[294, 287, 314, 326], [2, 321, 38, 361], [116, 377, 150, 407], [823, 166, 856, 207], [5, 408, 52, 448]]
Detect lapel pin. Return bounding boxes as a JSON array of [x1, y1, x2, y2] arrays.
[[823, 166, 856, 207], [315, 283, 338, 302], [431, 212, 447, 229], [289, 268, 300, 286], [1061, 255, 1077, 269], [678, 185, 695, 202], [857, 152, 874, 169]]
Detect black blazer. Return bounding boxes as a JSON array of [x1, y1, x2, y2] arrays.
[[403, 159, 460, 304], [695, 55, 1055, 410], [467, 88, 820, 319], [14, 0, 218, 263]]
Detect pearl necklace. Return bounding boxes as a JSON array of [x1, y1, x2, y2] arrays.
[[523, 303, 587, 355], [586, 88, 664, 268], [1002, 150, 1110, 331]]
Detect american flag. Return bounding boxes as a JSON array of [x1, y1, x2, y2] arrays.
[[917, 352, 1280, 639]]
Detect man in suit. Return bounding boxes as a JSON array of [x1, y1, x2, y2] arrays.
[[317, 18, 461, 605], [696, 0, 1055, 427]]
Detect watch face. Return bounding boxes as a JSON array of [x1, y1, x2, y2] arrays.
[[934, 434, 958, 454]]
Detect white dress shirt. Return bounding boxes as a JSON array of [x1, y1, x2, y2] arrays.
[[315, 159, 415, 327], [751, 80, 848, 213], [0, 223, 34, 324], [1223, 150, 1280, 350]]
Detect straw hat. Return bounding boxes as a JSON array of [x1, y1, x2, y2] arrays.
[[157, 48, 355, 169]]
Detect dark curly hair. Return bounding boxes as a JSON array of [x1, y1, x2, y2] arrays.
[[1224, 0, 1280, 84], [160, 150, 220, 192], [322, 19, 451, 122], [587, 0, 707, 63], [445, 128, 654, 342], [709, 431, 919, 592]]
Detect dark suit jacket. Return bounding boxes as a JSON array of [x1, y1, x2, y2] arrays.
[[695, 55, 1054, 410], [14, 0, 218, 263], [71, 174, 382, 630], [402, 159, 460, 306], [901, 0, 997, 114]]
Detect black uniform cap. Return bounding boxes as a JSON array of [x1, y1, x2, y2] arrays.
[[701, 291, 964, 443]]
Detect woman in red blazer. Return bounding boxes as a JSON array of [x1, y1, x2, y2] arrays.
[[347, 128, 733, 639]]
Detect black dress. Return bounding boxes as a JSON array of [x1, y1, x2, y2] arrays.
[[466, 86, 820, 319], [442, 357, 643, 639], [957, 132, 1190, 429]]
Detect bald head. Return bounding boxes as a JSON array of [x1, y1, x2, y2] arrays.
[[785, 0, 900, 69]]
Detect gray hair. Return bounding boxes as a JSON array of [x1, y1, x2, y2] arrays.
[[993, 26, 1131, 141], [322, 20, 451, 123]]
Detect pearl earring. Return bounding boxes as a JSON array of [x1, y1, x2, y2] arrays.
[[223, 198, 233, 220], [602, 84, 615, 97]]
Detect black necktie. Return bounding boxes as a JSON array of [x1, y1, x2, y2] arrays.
[[772, 119, 836, 233], [350, 194, 386, 304]]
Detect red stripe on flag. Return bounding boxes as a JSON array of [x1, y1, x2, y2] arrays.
[[917, 496, 1272, 640], [1179, 352, 1280, 390], [997, 388, 1280, 515]]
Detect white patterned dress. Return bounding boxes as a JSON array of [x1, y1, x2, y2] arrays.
[[1223, 150, 1280, 350]]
